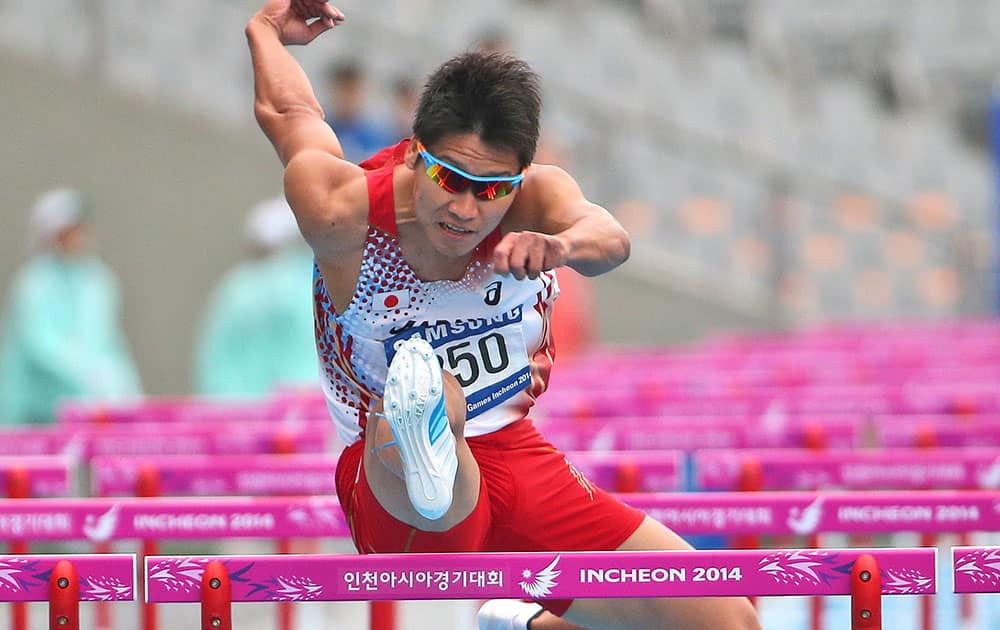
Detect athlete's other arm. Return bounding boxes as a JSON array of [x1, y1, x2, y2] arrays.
[[246, 0, 362, 259], [496, 164, 630, 279]]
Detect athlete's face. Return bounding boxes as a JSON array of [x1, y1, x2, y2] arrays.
[[405, 133, 521, 258]]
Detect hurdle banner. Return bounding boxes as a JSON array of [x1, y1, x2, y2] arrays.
[[145, 548, 936, 603], [536, 415, 861, 451], [91, 455, 341, 496], [625, 491, 1000, 536], [0, 429, 76, 457], [83, 421, 332, 457], [566, 450, 684, 492], [0, 422, 332, 458], [694, 448, 1000, 491], [877, 418, 1000, 449], [952, 547, 1000, 593], [0, 555, 135, 602], [5, 491, 1000, 541], [91, 451, 684, 497], [1, 456, 72, 497], [0, 496, 351, 541], [59, 395, 328, 425]]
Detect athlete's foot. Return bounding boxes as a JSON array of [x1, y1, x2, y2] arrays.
[[383, 336, 458, 520], [477, 600, 544, 630]]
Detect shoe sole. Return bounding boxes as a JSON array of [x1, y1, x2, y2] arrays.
[[383, 337, 457, 520]]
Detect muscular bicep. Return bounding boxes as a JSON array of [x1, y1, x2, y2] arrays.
[[283, 150, 368, 259], [258, 107, 345, 167]]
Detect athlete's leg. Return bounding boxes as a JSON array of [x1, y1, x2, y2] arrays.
[[363, 347, 481, 532], [528, 516, 760, 630]]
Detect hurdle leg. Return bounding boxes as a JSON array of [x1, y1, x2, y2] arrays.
[[914, 432, 937, 630], [732, 458, 763, 608], [958, 532, 974, 623], [732, 457, 762, 551], [809, 533, 823, 630], [49, 559, 80, 630], [201, 560, 232, 630], [94, 542, 113, 629], [918, 533, 935, 630], [7, 467, 30, 630], [273, 429, 297, 630], [138, 465, 161, 630], [276, 538, 294, 630], [804, 424, 826, 630], [850, 553, 881, 630]]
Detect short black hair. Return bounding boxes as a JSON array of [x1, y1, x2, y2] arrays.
[[414, 52, 541, 170]]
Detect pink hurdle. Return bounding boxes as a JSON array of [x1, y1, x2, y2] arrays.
[[4, 491, 1000, 541], [2, 457, 72, 630], [953, 546, 1000, 593], [144, 548, 935, 630], [0, 554, 135, 630], [693, 447, 1000, 491], [0, 422, 332, 459]]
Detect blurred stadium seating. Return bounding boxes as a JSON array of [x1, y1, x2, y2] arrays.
[[0, 0, 997, 392]]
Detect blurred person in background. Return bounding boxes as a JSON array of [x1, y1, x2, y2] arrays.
[[389, 74, 419, 142], [0, 189, 142, 425], [194, 196, 317, 397], [322, 59, 394, 162], [246, 2, 759, 629]]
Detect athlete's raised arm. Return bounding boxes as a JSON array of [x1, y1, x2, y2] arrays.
[[246, 0, 345, 165], [497, 164, 631, 279], [246, 0, 368, 259]]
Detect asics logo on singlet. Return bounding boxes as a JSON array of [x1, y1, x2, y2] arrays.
[[484, 281, 502, 306]]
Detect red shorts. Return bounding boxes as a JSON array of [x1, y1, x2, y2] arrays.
[[335, 418, 646, 616]]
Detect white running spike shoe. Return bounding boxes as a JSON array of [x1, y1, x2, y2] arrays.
[[383, 336, 458, 520], [477, 600, 545, 630]]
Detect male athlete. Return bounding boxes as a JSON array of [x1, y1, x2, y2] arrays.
[[247, 1, 760, 628]]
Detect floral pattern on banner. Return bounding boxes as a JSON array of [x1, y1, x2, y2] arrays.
[[881, 568, 933, 594], [757, 551, 852, 586], [0, 559, 45, 594], [80, 576, 133, 601], [247, 575, 324, 601], [147, 558, 324, 599], [147, 558, 207, 592], [147, 558, 253, 595], [955, 548, 1000, 589]]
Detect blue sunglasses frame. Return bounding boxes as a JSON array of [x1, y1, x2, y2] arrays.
[[416, 142, 525, 201]]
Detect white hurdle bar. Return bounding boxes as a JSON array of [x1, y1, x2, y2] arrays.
[[145, 548, 935, 630]]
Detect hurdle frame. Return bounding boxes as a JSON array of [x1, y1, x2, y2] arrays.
[[144, 547, 936, 630]]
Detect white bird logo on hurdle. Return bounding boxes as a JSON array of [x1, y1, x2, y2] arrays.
[[787, 497, 824, 535], [977, 457, 1000, 489], [519, 556, 561, 598], [83, 504, 121, 542]]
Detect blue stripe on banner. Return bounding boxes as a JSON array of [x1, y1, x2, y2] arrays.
[[427, 394, 448, 444], [464, 367, 531, 419]]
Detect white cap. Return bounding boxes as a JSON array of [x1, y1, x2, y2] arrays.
[[29, 188, 88, 250], [245, 197, 301, 251]]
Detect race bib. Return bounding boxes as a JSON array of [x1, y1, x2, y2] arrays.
[[383, 306, 531, 419]]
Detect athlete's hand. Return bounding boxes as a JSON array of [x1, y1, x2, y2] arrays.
[[254, 0, 344, 46], [492, 231, 569, 280]]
